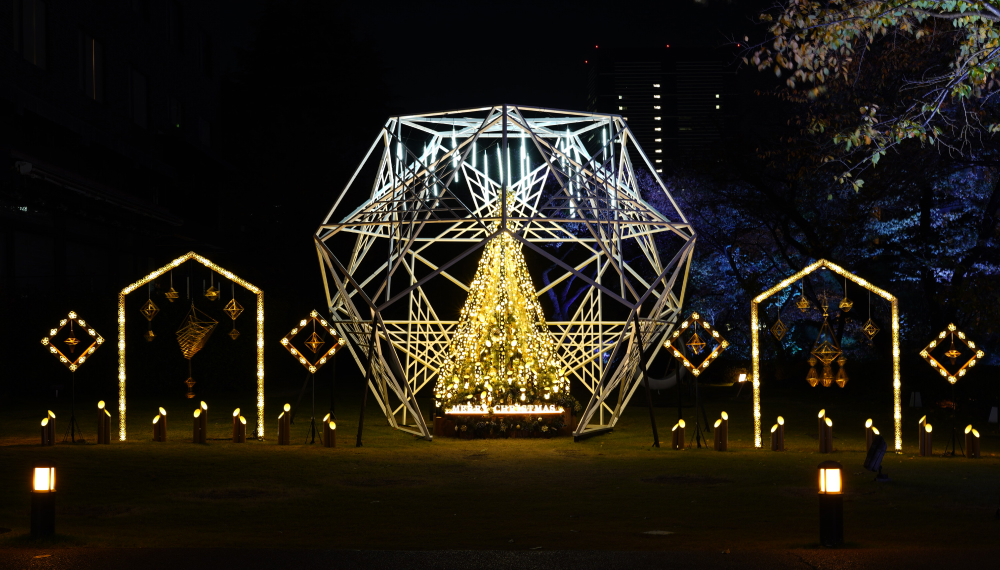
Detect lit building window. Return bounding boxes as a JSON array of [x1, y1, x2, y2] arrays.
[[653, 95, 661, 99]]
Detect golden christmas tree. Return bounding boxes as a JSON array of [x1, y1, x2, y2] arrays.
[[434, 229, 569, 413]]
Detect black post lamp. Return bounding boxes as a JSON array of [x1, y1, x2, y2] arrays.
[[31, 461, 56, 538], [818, 460, 843, 546]]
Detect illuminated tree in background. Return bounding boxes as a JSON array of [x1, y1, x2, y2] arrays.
[[433, 229, 569, 411]]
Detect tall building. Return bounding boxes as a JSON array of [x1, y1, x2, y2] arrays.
[[584, 46, 737, 170], [1, 0, 255, 395]]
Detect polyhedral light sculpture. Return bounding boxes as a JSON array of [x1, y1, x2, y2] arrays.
[[315, 105, 695, 440]]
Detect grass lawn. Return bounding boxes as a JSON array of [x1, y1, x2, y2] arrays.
[[1, 384, 997, 551]]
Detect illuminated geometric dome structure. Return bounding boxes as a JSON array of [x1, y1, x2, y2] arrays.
[[314, 105, 695, 440]]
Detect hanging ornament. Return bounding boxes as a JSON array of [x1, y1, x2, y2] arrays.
[[223, 282, 243, 340], [665, 312, 730, 377], [305, 331, 325, 353], [839, 275, 853, 312], [771, 319, 788, 341], [808, 298, 845, 387], [862, 290, 879, 340], [165, 270, 179, 303], [685, 321, 707, 355], [41, 311, 104, 373], [141, 289, 159, 342], [835, 356, 849, 388], [806, 357, 819, 387], [176, 303, 218, 398], [796, 280, 811, 313], [204, 271, 220, 301], [280, 310, 346, 374], [64, 320, 80, 353], [919, 324, 985, 384]]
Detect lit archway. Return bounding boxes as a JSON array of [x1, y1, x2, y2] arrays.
[[117, 252, 264, 441], [750, 259, 900, 451]]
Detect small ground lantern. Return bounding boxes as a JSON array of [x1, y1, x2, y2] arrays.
[[818, 410, 828, 453], [965, 425, 980, 458], [818, 460, 843, 547], [40, 417, 53, 446], [713, 414, 728, 451], [97, 401, 108, 444], [198, 402, 208, 443], [232, 408, 241, 441], [822, 417, 834, 453], [771, 416, 784, 451], [323, 415, 336, 448], [865, 419, 875, 451], [31, 461, 56, 538], [921, 423, 932, 456], [918, 415, 927, 455], [278, 404, 291, 445], [236, 416, 247, 443], [193, 409, 204, 443], [153, 407, 167, 442], [671, 419, 686, 450]]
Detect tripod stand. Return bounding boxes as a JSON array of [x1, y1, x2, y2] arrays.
[[62, 370, 83, 443]]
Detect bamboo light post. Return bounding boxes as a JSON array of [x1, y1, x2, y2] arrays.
[[323, 414, 336, 448], [98, 401, 107, 444], [235, 415, 247, 443], [818, 409, 827, 452], [918, 415, 927, 455], [40, 417, 53, 446], [965, 425, 980, 458], [278, 404, 291, 445], [671, 419, 686, 450], [713, 413, 728, 451], [822, 417, 834, 453], [865, 419, 875, 451], [193, 408, 204, 443], [771, 416, 784, 451], [153, 407, 167, 442], [198, 401, 207, 442], [232, 408, 241, 441], [921, 423, 932, 456]]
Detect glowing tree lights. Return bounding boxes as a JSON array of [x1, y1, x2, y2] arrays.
[[315, 105, 694, 440], [433, 230, 570, 414]]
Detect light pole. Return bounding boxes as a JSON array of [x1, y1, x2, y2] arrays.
[[31, 461, 56, 538], [818, 460, 843, 547]]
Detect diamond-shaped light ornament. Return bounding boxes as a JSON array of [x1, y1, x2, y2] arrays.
[[839, 296, 853, 312], [204, 286, 220, 301], [164, 288, 180, 302], [919, 323, 984, 384], [41, 311, 104, 372], [771, 319, 788, 341], [228, 329, 240, 340], [862, 318, 879, 340], [140, 299, 159, 321], [664, 313, 729, 377], [223, 299, 244, 320], [796, 295, 811, 313], [280, 310, 347, 374]]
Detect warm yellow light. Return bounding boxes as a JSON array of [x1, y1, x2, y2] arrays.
[[777, 416, 784, 426], [919, 415, 926, 424], [819, 468, 841, 493], [278, 411, 285, 419], [98, 400, 106, 410], [41, 417, 49, 427], [872, 427, 879, 435], [323, 413, 331, 422], [678, 419, 686, 428], [972, 429, 980, 438], [233, 408, 240, 417], [33, 467, 55, 492], [328, 421, 336, 430], [965, 424, 972, 434], [925, 423, 932, 433], [159, 407, 167, 416], [48, 410, 56, 419], [818, 409, 825, 419], [771, 424, 778, 433], [152, 415, 160, 424], [239, 416, 246, 425], [714, 419, 722, 428], [283, 403, 291, 412], [445, 404, 564, 415], [201, 401, 208, 411], [824, 417, 832, 427], [194, 409, 201, 418], [738, 373, 747, 383], [721, 411, 728, 421], [865, 418, 872, 428]]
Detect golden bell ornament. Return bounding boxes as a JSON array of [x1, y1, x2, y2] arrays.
[[820, 365, 834, 388], [806, 357, 819, 387]]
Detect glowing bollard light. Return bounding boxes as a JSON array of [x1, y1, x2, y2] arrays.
[[235, 416, 247, 443], [818, 460, 843, 547], [40, 416, 54, 447], [232, 408, 241, 442], [771, 416, 785, 451], [323, 415, 336, 448], [97, 401, 110, 444], [193, 408, 204, 444], [865, 419, 876, 451], [196, 402, 208, 443], [152, 407, 167, 442], [918, 415, 927, 455], [278, 404, 291, 445], [921, 423, 932, 456], [671, 419, 686, 450], [818, 409, 829, 453], [965, 425, 980, 458], [713, 413, 728, 451], [822, 417, 834, 453], [31, 461, 56, 538]]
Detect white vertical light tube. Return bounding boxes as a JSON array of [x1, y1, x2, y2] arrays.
[[452, 130, 460, 184]]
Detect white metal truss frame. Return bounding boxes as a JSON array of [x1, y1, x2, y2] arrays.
[[315, 105, 696, 440]]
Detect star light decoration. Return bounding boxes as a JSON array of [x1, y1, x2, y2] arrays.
[[664, 313, 729, 376], [919, 324, 985, 384], [41, 311, 104, 372], [280, 310, 346, 373]]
